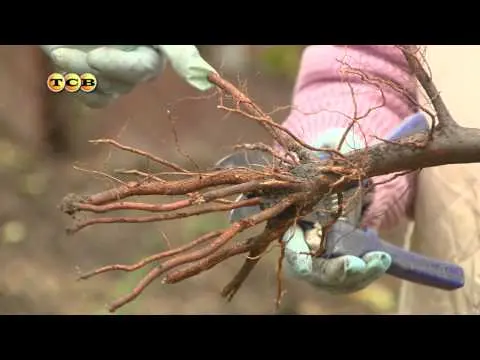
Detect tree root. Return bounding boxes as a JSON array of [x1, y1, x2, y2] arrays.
[[61, 46, 480, 312]]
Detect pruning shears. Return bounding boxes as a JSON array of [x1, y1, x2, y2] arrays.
[[215, 113, 465, 291]]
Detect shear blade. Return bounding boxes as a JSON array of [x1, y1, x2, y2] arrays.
[[215, 149, 272, 222]]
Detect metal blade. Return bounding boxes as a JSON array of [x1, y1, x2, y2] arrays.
[[215, 150, 273, 222]]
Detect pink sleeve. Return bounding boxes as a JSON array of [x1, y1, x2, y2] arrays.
[[282, 45, 419, 231]]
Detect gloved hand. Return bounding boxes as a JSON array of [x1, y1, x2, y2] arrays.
[[281, 129, 392, 293], [283, 224, 392, 293], [40, 45, 217, 108]]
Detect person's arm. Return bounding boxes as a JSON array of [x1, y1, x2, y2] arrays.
[[41, 45, 216, 108], [282, 45, 419, 231]]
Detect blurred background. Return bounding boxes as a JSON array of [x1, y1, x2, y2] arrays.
[[0, 45, 424, 314]]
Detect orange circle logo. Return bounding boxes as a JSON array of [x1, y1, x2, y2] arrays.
[[80, 73, 97, 93], [64, 73, 81, 93], [47, 73, 65, 93]]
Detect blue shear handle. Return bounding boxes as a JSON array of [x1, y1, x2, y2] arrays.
[[324, 221, 465, 290]]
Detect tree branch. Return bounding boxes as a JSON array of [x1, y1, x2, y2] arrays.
[[398, 45, 458, 130]]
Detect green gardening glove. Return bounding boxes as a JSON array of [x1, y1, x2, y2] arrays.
[[282, 128, 392, 293], [283, 224, 392, 294], [40, 45, 217, 108]]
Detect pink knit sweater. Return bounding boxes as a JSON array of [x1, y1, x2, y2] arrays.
[[282, 45, 419, 231]]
